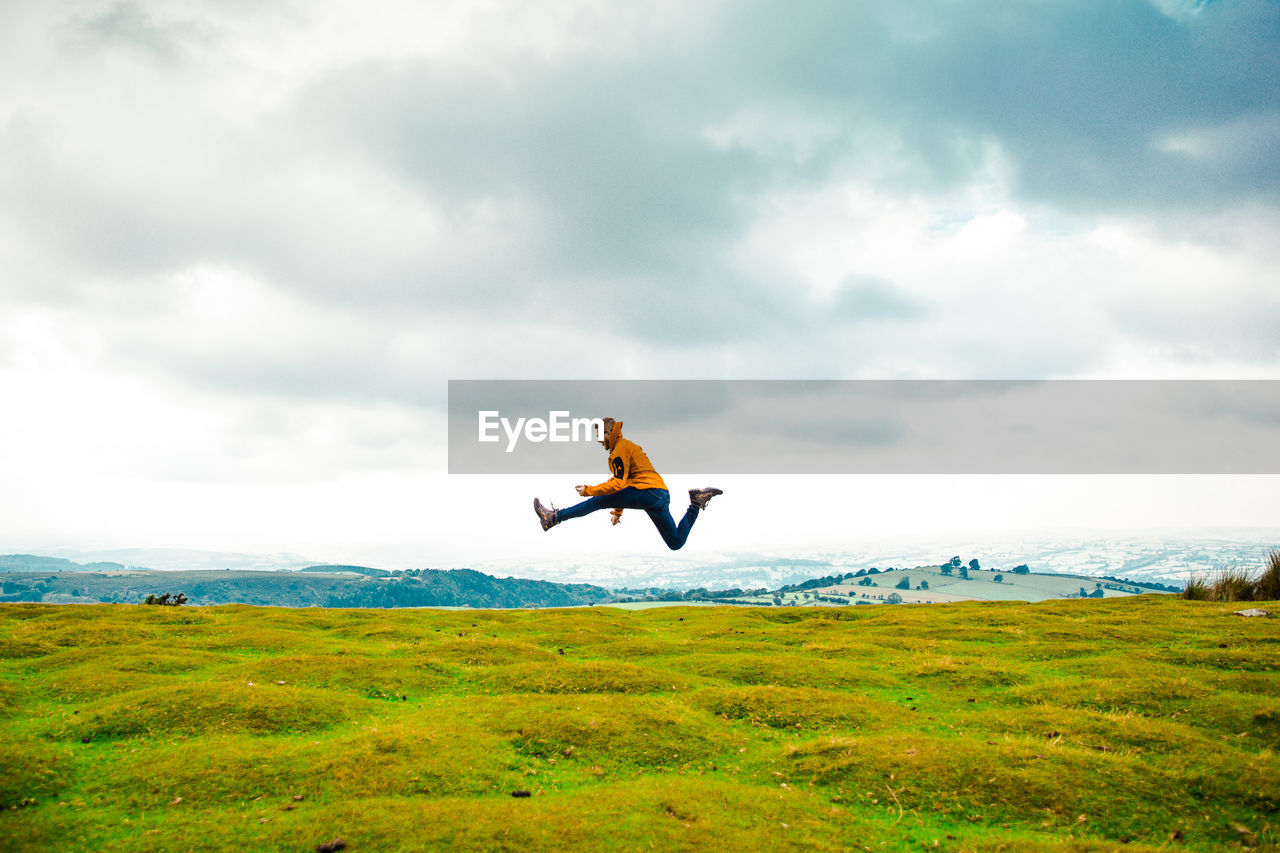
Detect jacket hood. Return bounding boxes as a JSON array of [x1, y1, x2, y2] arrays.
[[602, 418, 623, 448]]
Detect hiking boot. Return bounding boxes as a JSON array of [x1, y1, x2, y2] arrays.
[[688, 487, 723, 510], [533, 498, 558, 531]]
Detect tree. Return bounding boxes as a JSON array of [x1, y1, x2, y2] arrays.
[[949, 556, 963, 569], [918, 580, 929, 590], [959, 566, 969, 580], [940, 564, 953, 576], [1012, 564, 1030, 575], [886, 593, 903, 604], [143, 592, 188, 606], [993, 574, 1003, 584], [969, 559, 981, 572], [895, 577, 911, 590]]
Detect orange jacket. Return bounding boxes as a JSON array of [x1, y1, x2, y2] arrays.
[[585, 437, 668, 495]]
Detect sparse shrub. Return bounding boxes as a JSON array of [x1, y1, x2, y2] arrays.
[[1182, 575, 1209, 600], [1182, 551, 1280, 602], [1214, 567, 1258, 602], [1257, 550, 1280, 601]]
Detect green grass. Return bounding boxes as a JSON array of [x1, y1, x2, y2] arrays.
[[1, 597, 1276, 851]]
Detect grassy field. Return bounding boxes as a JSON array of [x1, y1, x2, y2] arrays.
[[1, 597, 1276, 851]]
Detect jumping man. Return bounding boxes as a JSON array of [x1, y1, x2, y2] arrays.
[[533, 418, 722, 550]]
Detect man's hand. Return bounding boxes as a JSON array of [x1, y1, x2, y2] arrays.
[[610, 509, 623, 526], [575, 484, 590, 497]]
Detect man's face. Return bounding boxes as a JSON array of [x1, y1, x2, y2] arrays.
[[599, 418, 615, 448]]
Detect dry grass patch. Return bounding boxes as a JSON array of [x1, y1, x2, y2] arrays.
[[474, 659, 695, 695], [219, 653, 459, 696], [45, 682, 354, 741], [663, 652, 896, 691], [693, 685, 891, 732], [428, 637, 559, 667], [498, 694, 739, 769]]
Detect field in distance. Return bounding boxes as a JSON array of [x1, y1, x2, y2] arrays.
[[2, 597, 1276, 851]]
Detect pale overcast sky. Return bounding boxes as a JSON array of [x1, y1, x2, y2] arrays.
[[2, 0, 1278, 568]]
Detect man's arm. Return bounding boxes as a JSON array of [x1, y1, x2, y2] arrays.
[[583, 445, 631, 496]]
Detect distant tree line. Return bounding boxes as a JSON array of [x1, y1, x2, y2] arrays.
[[0, 569, 610, 609], [613, 586, 770, 604], [776, 572, 858, 593]]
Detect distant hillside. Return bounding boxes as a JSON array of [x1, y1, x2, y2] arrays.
[[613, 564, 1178, 607], [1, 552, 1184, 610], [297, 564, 391, 577], [0, 566, 611, 609], [0, 554, 129, 573], [777, 563, 1175, 606]]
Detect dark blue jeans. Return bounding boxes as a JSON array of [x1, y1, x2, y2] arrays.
[[555, 487, 699, 550]]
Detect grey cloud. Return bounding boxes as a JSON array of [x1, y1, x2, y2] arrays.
[[286, 57, 807, 343], [830, 277, 926, 322], [4, 0, 1277, 410], [737, 0, 1280, 211], [296, 58, 756, 267], [58, 1, 211, 63]]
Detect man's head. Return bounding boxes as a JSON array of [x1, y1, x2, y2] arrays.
[[599, 417, 622, 450]]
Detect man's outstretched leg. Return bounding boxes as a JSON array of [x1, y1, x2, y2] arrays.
[[535, 487, 722, 548], [535, 487, 655, 531], [645, 488, 723, 551]]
